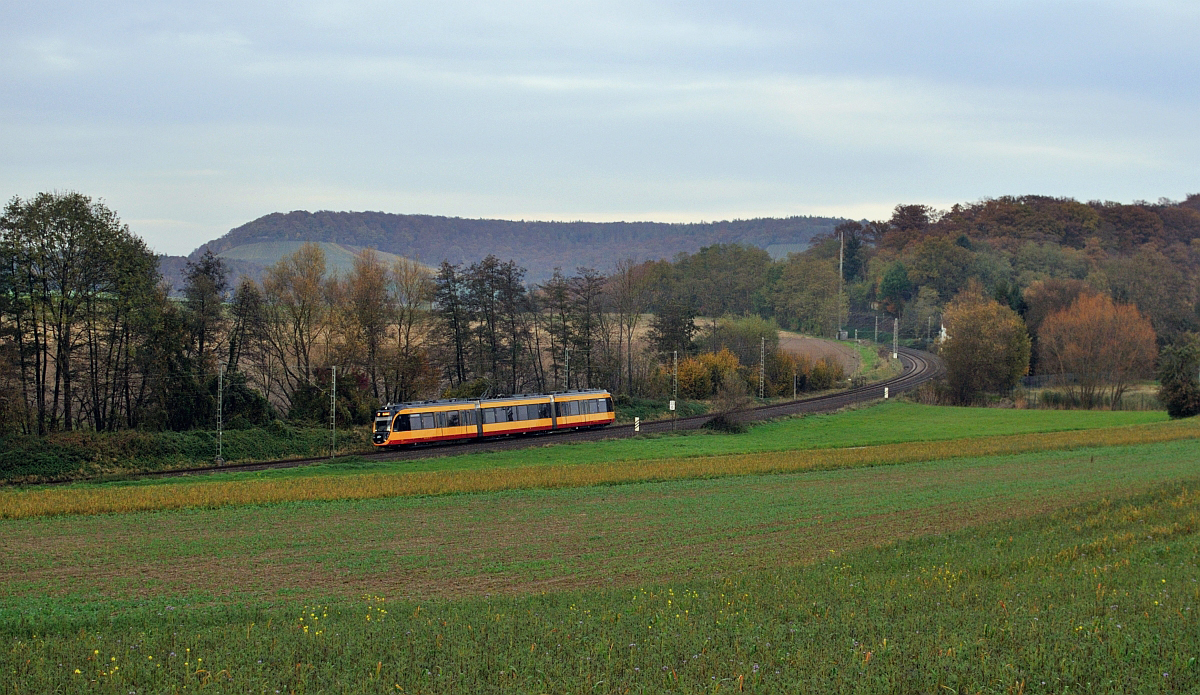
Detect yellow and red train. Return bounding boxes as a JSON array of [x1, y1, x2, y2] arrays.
[[372, 389, 616, 447]]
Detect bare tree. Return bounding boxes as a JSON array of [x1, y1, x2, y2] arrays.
[[569, 267, 607, 389], [343, 249, 391, 398], [261, 243, 330, 407], [609, 259, 654, 395], [383, 257, 436, 403]]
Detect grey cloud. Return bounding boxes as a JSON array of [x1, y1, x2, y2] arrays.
[[2, 1, 1197, 255]]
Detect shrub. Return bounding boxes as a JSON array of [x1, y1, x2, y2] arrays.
[[1158, 334, 1200, 418]]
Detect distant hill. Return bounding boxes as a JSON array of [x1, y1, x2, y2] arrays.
[[179, 211, 845, 284], [216, 241, 428, 275]]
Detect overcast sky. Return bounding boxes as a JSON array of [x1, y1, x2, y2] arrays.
[[3, 1, 1198, 255]]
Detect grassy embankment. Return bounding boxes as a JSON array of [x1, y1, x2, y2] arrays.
[[0, 424, 373, 484], [844, 339, 902, 383], [1, 404, 1185, 519], [3, 444, 1199, 692], [0, 399, 710, 483]]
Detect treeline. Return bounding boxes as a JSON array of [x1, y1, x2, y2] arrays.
[[0, 193, 839, 436], [618, 193, 1200, 408], [6, 190, 1198, 436], [632, 194, 1200, 348], [186, 210, 843, 283]]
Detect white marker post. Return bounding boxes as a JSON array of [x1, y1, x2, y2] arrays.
[[884, 387, 889, 399], [634, 416, 641, 433]]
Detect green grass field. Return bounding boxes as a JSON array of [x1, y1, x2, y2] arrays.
[[64, 402, 1168, 486], [2, 405, 1198, 693]]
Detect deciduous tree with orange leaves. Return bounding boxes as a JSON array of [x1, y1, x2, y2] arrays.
[[1038, 294, 1157, 409]]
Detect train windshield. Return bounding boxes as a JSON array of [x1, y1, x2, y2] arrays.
[[374, 417, 391, 433]]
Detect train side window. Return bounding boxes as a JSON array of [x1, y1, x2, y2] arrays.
[[570, 401, 580, 416], [483, 408, 496, 424], [393, 414, 410, 431], [502, 406, 513, 422], [435, 412, 447, 428], [604, 398, 613, 413], [446, 410, 460, 427], [514, 405, 525, 420], [538, 403, 551, 419], [463, 409, 476, 426], [554, 402, 562, 418], [586, 400, 598, 414], [421, 413, 436, 429], [408, 414, 422, 430]]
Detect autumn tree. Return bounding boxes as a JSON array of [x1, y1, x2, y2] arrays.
[[879, 204, 933, 250], [1105, 248, 1197, 339], [1157, 333, 1200, 418], [773, 255, 844, 336], [610, 258, 654, 395], [673, 244, 772, 318], [1039, 294, 1157, 409], [939, 283, 1031, 403], [261, 243, 331, 407], [0, 192, 159, 433], [1022, 278, 1098, 340], [907, 237, 975, 301], [340, 249, 391, 398], [1022, 278, 1099, 372], [384, 257, 436, 403]]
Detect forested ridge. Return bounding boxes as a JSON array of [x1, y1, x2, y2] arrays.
[[182, 211, 845, 282]]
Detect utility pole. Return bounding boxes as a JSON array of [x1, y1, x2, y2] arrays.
[[838, 230, 844, 338], [673, 349, 678, 430], [759, 336, 765, 399], [565, 347, 570, 390], [216, 362, 225, 465], [892, 318, 899, 359], [793, 369, 797, 400], [330, 365, 337, 460], [673, 350, 678, 401], [874, 315, 879, 343]]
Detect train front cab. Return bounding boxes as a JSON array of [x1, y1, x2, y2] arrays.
[[374, 402, 480, 447]]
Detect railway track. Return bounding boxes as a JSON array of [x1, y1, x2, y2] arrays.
[[127, 346, 943, 480]]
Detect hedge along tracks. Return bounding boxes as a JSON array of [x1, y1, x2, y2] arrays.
[[67, 347, 944, 484]]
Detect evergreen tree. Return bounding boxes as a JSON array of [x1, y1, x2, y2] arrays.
[[1158, 334, 1200, 418], [183, 250, 229, 378], [648, 300, 698, 358]]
